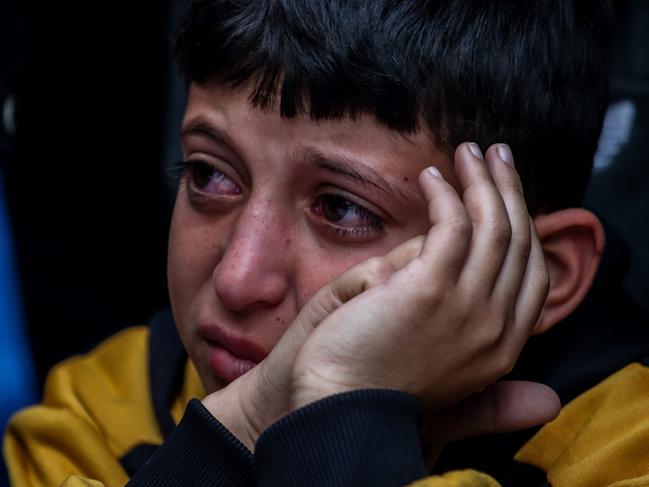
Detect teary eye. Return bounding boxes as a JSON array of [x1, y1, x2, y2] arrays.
[[192, 161, 217, 188], [181, 160, 241, 196], [310, 194, 385, 242], [322, 195, 353, 222]]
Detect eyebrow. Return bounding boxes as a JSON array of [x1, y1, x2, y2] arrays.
[[182, 119, 417, 204], [181, 120, 235, 147], [300, 148, 417, 205]]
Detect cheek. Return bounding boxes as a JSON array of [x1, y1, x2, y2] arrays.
[[293, 224, 429, 309], [295, 264, 345, 308], [167, 198, 224, 321], [293, 246, 389, 309]]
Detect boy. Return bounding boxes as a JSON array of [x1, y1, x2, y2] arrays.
[[6, 1, 649, 485]]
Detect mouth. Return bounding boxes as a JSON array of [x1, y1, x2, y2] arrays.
[[199, 325, 269, 383]]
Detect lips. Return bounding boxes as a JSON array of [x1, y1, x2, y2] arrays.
[[199, 324, 269, 382]]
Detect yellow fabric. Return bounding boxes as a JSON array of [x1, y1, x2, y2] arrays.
[[4, 326, 649, 487], [170, 359, 204, 425], [59, 477, 105, 487], [515, 363, 649, 486], [3, 327, 205, 487], [408, 469, 500, 486], [2, 326, 498, 486]]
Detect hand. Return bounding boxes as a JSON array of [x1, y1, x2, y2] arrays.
[[420, 381, 560, 447], [201, 236, 423, 450], [289, 143, 550, 412]]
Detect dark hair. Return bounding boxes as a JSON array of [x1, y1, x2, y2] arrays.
[[175, 0, 611, 214]]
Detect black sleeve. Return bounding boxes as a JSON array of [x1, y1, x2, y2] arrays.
[[127, 398, 255, 487], [255, 389, 429, 487]]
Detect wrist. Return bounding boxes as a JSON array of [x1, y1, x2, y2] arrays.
[[290, 370, 356, 411], [202, 384, 257, 451]]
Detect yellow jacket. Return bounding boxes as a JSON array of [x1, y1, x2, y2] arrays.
[[5, 309, 649, 486]]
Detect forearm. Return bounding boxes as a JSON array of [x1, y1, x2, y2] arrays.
[[127, 399, 255, 487], [255, 389, 429, 486]]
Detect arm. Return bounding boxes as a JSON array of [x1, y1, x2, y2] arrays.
[[126, 399, 254, 487], [4, 144, 550, 487], [256, 390, 501, 487], [198, 143, 558, 487]]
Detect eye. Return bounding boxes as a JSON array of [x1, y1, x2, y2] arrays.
[[310, 194, 385, 241], [181, 159, 241, 196]]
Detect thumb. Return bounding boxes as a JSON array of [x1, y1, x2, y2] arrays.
[[421, 381, 561, 445]]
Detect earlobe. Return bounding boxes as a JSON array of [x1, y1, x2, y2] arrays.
[[531, 209, 605, 335]]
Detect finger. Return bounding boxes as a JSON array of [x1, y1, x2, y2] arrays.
[[383, 235, 425, 270], [513, 218, 550, 337], [270, 248, 412, 365], [416, 165, 472, 284], [486, 144, 533, 307], [421, 381, 560, 445], [455, 143, 513, 292]]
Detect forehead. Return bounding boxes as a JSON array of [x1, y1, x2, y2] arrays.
[[182, 82, 455, 186]]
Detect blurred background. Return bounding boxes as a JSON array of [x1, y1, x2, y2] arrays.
[[0, 1, 185, 484], [0, 1, 648, 485]]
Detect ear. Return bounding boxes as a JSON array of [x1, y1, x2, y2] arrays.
[[531, 209, 605, 335]]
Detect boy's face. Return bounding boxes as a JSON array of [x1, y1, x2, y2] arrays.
[[168, 83, 454, 393]]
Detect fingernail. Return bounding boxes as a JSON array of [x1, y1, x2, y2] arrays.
[[468, 143, 483, 160], [497, 144, 515, 166], [425, 166, 443, 179]]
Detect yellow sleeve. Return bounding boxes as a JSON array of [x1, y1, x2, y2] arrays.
[[59, 477, 105, 487], [3, 327, 162, 487], [515, 363, 649, 487], [4, 404, 128, 487], [408, 469, 501, 486]]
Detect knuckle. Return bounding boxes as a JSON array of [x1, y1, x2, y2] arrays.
[[362, 256, 394, 287], [492, 351, 516, 379], [482, 323, 506, 348], [412, 274, 447, 307], [473, 313, 506, 349], [476, 306, 513, 348], [406, 235, 426, 257]]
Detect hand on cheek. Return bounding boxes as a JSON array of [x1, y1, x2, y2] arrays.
[[289, 143, 554, 421], [200, 236, 424, 450], [203, 142, 558, 451]]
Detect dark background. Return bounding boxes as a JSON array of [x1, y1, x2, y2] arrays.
[[1, 1, 648, 485], [4, 0, 648, 393], [1, 0, 186, 388]]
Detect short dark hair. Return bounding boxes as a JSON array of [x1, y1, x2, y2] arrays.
[[175, 0, 611, 214]]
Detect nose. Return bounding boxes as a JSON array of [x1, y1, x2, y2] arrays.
[[212, 198, 293, 312]]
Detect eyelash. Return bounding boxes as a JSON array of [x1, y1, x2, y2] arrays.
[[310, 194, 385, 241], [170, 159, 193, 180], [173, 159, 385, 241], [173, 159, 241, 196], [172, 159, 214, 182]]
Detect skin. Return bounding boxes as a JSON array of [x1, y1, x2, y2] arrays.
[[169, 83, 452, 393], [167, 82, 602, 450]]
